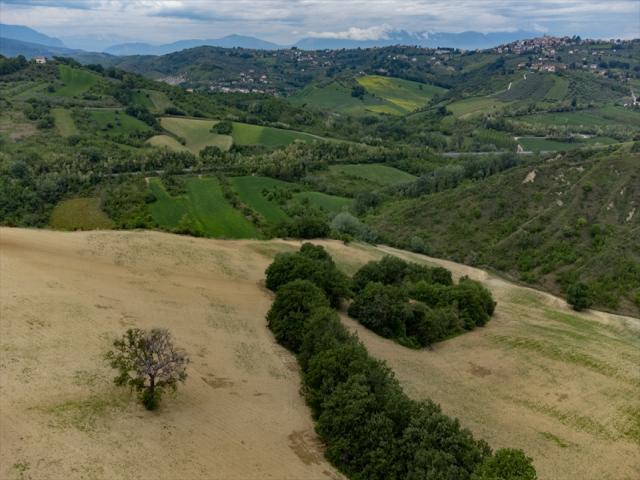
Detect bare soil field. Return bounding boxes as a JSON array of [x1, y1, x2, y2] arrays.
[[1, 228, 638, 480]]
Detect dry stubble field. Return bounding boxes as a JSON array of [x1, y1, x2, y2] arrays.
[[0, 228, 638, 480]]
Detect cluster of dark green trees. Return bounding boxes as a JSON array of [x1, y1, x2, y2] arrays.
[[349, 256, 496, 347], [265, 244, 536, 480]]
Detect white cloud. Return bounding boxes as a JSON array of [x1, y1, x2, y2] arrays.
[[308, 25, 392, 41]]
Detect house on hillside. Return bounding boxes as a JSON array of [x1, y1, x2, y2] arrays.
[[34, 56, 47, 64]]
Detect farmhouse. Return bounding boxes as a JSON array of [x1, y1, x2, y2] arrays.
[[34, 56, 47, 64]]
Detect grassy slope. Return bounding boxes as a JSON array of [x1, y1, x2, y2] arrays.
[[231, 122, 322, 146], [52, 108, 78, 137], [521, 107, 640, 128], [49, 197, 115, 230], [147, 134, 190, 152], [56, 64, 99, 97], [293, 191, 352, 215], [356, 75, 446, 113], [230, 176, 291, 223], [89, 109, 152, 136], [369, 150, 640, 315], [3, 228, 637, 480], [149, 177, 259, 238], [160, 117, 232, 153], [518, 136, 618, 151], [329, 164, 417, 185]]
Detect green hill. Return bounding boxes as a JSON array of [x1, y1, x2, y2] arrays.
[[369, 148, 640, 315]]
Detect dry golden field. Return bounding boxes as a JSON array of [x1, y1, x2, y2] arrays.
[[1, 228, 638, 480]]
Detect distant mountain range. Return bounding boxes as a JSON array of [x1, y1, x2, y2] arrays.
[[1, 23, 544, 58], [105, 35, 281, 55], [0, 23, 65, 48]]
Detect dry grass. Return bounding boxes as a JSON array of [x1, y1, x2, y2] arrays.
[[1, 229, 638, 480]]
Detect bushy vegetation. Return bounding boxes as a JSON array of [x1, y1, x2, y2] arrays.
[[264, 245, 535, 479], [265, 243, 350, 307], [349, 256, 494, 347]]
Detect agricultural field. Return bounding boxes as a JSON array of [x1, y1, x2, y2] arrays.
[[517, 136, 619, 151], [231, 122, 322, 146], [293, 191, 352, 215], [52, 108, 78, 137], [229, 176, 291, 223], [147, 134, 190, 152], [2, 228, 638, 480], [160, 117, 232, 153], [148, 177, 259, 238], [49, 197, 114, 230], [447, 96, 510, 118], [89, 109, 152, 136], [521, 106, 640, 129], [54, 64, 100, 97], [289, 80, 406, 116], [328, 164, 417, 186], [495, 73, 557, 102], [356, 75, 446, 113]]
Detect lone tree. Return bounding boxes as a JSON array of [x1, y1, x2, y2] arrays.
[[106, 328, 189, 410], [567, 282, 592, 311]]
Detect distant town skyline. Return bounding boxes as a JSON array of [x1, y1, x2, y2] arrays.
[[1, 0, 638, 47]]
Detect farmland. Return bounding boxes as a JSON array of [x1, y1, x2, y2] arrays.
[[159, 117, 232, 153], [517, 136, 618, 151], [356, 75, 446, 113], [49, 197, 115, 230], [148, 177, 259, 238], [52, 108, 78, 137], [54, 64, 100, 97], [293, 191, 352, 214], [2, 228, 638, 480], [521, 106, 640, 129], [328, 164, 417, 186], [231, 122, 322, 146], [230, 176, 291, 223], [89, 109, 152, 136], [447, 96, 510, 118], [147, 134, 190, 152]]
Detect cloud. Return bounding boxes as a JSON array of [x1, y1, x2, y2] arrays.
[[0, 0, 637, 43], [307, 25, 392, 41]]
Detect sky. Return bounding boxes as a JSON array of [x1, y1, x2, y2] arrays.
[[1, 0, 639, 45]]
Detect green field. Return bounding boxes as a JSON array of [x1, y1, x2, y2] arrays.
[[518, 136, 619, 151], [55, 65, 99, 97], [89, 109, 152, 136], [356, 75, 446, 113], [231, 122, 321, 146], [147, 90, 173, 113], [496, 73, 555, 102], [229, 176, 291, 223], [293, 191, 352, 214], [148, 177, 259, 238], [52, 108, 78, 137], [49, 197, 114, 230], [329, 164, 417, 185], [160, 117, 232, 153], [447, 96, 509, 118], [147, 135, 190, 152], [521, 107, 640, 128], [130, 90, 154, 109], [289, 80, 403, 115]]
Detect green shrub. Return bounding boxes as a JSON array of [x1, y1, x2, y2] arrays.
[[471, 448, 537, 480], [266, 279, 329, 352], [265, 243, 350, 307], [567, 282, 593, 311], [348, 282, 411, 339]]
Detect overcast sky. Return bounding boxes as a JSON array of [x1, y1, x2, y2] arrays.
[[1, 0, 639, 44]]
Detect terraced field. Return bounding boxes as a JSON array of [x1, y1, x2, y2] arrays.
[[148, 177, 259, 238]]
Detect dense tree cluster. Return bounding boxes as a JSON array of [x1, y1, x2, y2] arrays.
[[349, 256, 495, 347], [265, 243, 350, 307], [265, 245, 536, 479]]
